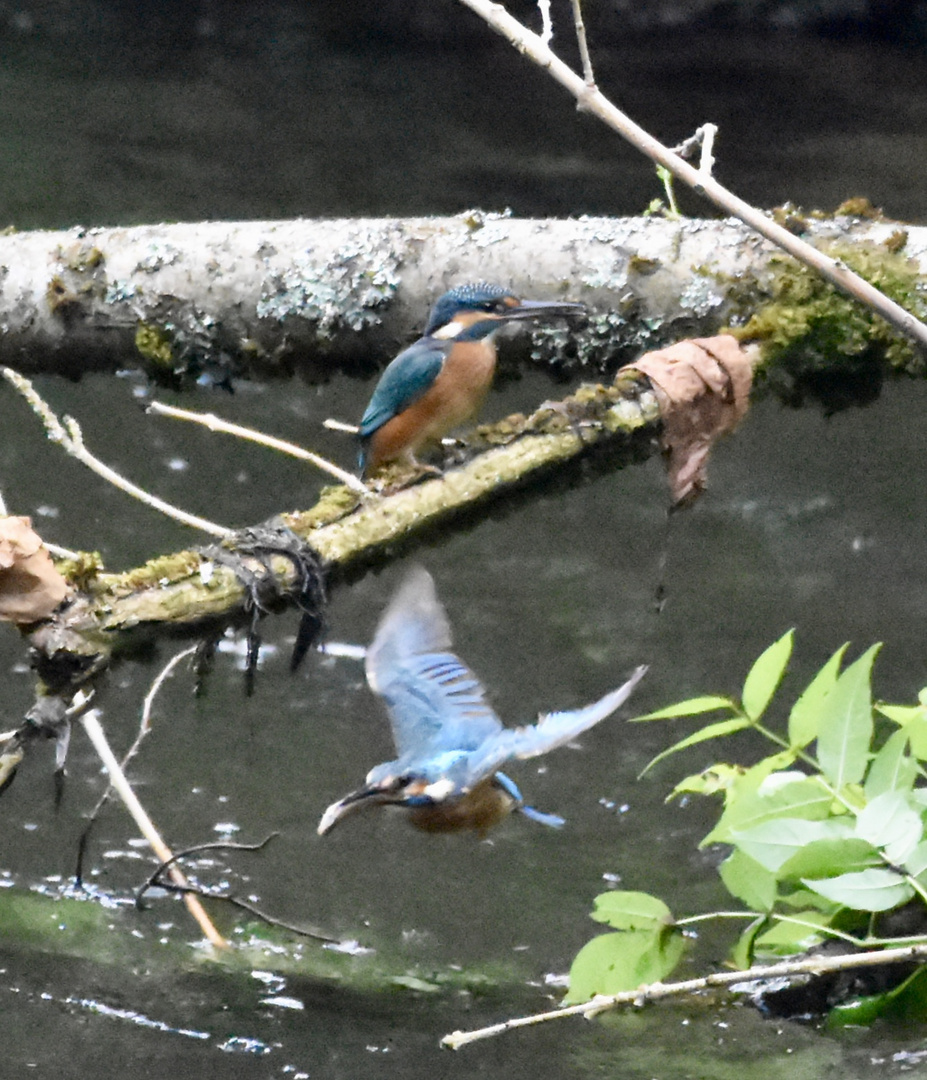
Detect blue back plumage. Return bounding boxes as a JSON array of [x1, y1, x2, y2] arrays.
[[357, 284, 522, 473], [360, 283, 513, 440], [318, 566, 647, 835], [365, 567, 648, 794], [359, 339, 449, 439]]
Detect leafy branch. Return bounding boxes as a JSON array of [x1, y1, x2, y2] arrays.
[[444, 633, 927, 1046], [443, 937, 927, 1049]]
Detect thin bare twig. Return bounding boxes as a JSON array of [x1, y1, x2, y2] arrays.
[[323, 417, 361, 434], [147, 400, 369, 496], [536, 0, 552, 45], [79, 709, 227, 949], [44, 541, 85, 560], [671, 123, 718, 177], [442, 940, 927, 1048], [0, 485, 82, 559], [136, 835, 281, 899], [2, 368, 232, 538], [76, 644, 199, 883], [137, 837, 342, 944], [172, 888, 339, 943], [141, 643, 200, 729], [570, 0, 595, 87], [697, 124, 717, 176], [456, 0, 927, 352]]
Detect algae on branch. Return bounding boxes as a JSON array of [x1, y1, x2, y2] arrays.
[[135, 322, 175, 368], [732, 239, 927, 404]]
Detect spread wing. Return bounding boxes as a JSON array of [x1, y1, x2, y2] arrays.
[[359, 338, 448, 437], [365, 567, 502, 760], [459, 665, 649, 783]]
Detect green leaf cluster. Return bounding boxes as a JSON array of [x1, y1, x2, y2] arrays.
[[567, 631, 927, 1021], [565, 892, 684, 1004]]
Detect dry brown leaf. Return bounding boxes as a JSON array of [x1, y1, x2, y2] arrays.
[[624, 335, 754, 505], [0, 516, 70, 623]]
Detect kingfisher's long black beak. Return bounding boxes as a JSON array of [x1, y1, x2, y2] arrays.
[[503, 299, 586, 322], [317, 786, 391, 835]]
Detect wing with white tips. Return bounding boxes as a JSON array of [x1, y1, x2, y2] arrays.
[[460, 665, 649, 783]]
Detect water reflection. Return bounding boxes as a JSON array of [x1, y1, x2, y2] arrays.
[[3, 367, 927, 1074]]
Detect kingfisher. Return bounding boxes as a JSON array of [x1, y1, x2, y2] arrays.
[[317, 567, 647, 837], [358, 282, 585, 475]]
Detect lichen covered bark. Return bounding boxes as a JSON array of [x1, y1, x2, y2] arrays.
[[3, 214, 924, 382]]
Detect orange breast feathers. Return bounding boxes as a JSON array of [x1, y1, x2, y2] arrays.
[[408, 777, 517, 836], [364, 339, 496, 470]]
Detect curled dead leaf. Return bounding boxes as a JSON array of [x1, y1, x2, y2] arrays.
[[623, 335, 755, 505], [0, 515, 70, 623]]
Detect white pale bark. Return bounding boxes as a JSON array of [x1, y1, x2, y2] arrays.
[[1, 215, 922, 376]]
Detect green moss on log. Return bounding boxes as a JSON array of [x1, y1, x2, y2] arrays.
[[731, 239, 927, 403], [135, 322, 175, 368]]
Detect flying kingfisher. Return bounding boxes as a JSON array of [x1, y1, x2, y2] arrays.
[[358, 282, 585, 475], [317, 567, 647, 837]]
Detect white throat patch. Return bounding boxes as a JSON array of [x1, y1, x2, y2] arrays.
[[431, 320, 466, 340]]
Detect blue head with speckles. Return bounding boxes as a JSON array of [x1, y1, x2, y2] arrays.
[[422, 282, 585, 341], [423, 282, 514, 337]]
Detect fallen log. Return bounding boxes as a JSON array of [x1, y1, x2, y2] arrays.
[[2, 213, 924, 379]]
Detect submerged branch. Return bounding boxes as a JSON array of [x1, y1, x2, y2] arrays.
[[79, 709, 227, 949], [137, 837, 342, 945], [442, 940, 927, 1048], [76, 644, 200, 884]]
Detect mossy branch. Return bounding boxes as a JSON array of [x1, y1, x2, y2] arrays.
[[29, 374, 660, 670], [3, 216, 926, 381]]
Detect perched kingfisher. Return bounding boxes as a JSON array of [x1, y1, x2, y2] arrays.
[[358, 282, 585, 475], [317, 567, 647, 837]]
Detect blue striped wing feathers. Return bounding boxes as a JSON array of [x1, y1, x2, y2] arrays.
[[359, 339, 448, 437]]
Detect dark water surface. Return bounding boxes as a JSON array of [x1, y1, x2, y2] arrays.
[[3, 12, 927, 225], [3, 10, 927, 1079]]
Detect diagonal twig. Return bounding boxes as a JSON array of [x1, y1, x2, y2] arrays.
[[2, 368, 232, 538], [536, 0, 552, 45], [442, 939, 927, 1048], [137, 837, 342, 944], [79, 708, 227, 949], [457, 0, 927, 352], [146, 400, 369, 496], [76, 644, 200, 883], [569, 0, 595, 87]]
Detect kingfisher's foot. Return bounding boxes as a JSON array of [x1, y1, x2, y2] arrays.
[[364, 457, 444, 494]]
